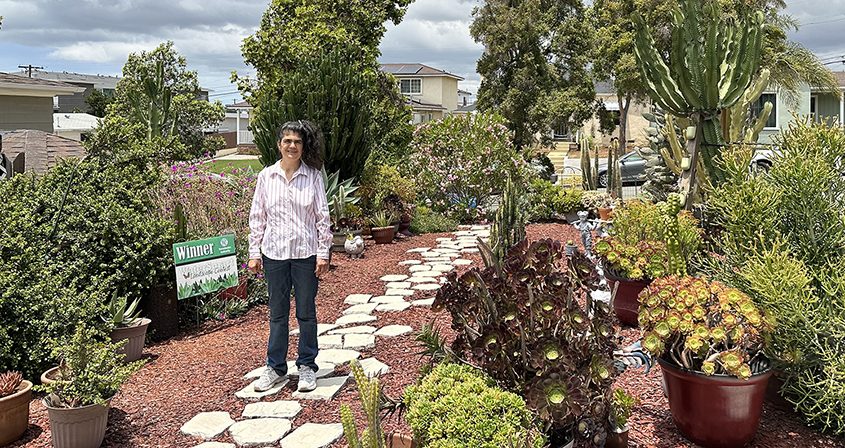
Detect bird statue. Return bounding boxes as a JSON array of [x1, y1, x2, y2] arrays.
[[344, 233, 365, 258]]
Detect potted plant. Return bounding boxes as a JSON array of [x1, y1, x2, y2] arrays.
[[369, 210, 397, 244], [36, 325, 144, 448], [0, 371, 31, 446], [580, 191, 616, 220], [324, 169, 362, 251], [104, 294, 151, 363], [638, 276, 773, 448], [606, 388, 637, 448]]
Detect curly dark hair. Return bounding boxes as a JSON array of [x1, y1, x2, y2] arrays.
[[277, 120, 324, 170]]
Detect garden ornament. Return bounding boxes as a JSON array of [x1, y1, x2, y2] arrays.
[[572, 211, 599, 258], [344, 234, 365, 258]]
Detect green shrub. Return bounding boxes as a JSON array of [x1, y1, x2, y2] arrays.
[[404, 363, 542, 448], [358, 163, 416, 216], [610, 199, 701, 261], [526, 179, 583, 221], [410, 206, 458, 234]]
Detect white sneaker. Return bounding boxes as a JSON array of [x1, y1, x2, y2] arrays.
[[297, 365, 317, 392], [254, 367, 285, 392]]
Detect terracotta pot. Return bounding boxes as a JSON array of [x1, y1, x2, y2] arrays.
[[43, 398, 111, 448], [398, 215, 413, 237], [109, 317, 151, 362], [41, 366, 61, 385], [597, 207, 613, 220], [605, 427, 629, 448], [387, 432, 417, 448], [659, 358, 772, 448], [220, 275, 249, 302], [0, 380, 32, 446], [140, 284, 178, 341], [605, 271, 651, 327], [371, 226, 396, 244], [764, 369, 794, 412]]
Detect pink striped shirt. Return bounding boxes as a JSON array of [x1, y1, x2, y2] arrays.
[[248, 162, 332, 260]]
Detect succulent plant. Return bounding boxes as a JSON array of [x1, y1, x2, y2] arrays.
[[0, 371, 23, 397], [595, 238, 671, 281], [104, 293, 143, 327], [638, 276, 771, 379], [341, 359, 385, 448], [434, 239, 617, 443]]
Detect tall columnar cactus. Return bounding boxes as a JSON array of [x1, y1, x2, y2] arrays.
[[126, 59, 176, 140], [580, 136, 595, 190], [341, 360, 385, 448], [727, 69, 773, 144], [659, 193, 686, 276], [640, 110, 678, 201], [634, 0, 764, 205], [490, 175, 526, 265]]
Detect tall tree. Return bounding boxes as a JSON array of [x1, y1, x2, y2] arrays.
[[471, 0, 595, 150]]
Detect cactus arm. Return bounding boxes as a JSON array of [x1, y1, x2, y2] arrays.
[[669, 9, 701, 108], [746, 101, 773, 143], [703, 3, 720, 110]]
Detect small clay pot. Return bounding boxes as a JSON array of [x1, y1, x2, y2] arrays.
[[598, 207, 613, 221], [371, 226, 396, 244], [605, 271, 651, 327], [387, 432, 417, 448]]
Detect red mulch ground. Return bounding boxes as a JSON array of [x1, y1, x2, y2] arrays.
[[11, 223, 845, 448]]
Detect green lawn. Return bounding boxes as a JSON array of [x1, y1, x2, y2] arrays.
[[201, 159, 264, 175]]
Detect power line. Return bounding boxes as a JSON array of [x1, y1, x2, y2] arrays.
[[801, 16, 845, 26], [18, 64, 43, 77]]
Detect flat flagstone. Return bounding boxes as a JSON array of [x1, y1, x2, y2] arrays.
[[291, 323, 337, 336], [423, 259, 453, 265], [292, 376, 348, 400], [375, 325, 413, 337], [229, 418, 291, 446], [384, 288, 415, 296], [591, 290, 612, 303], [380, 274, 408, 282], [399, 259, 422, 265], [408, 265, 432, 272], [454, 230, 475, 236], [192, 443, 235, 448], [385, 281, 412, 289], [318, 334, 343, 349], [236, 378, 289, 399], [413, 270, 441, 278], [436, 237, 454, 242], [413, 283, 441, 291], [280, 423, 344, 448], [286, 361, 335, 378], [315, 348, 360, 365], [359, 357, 390, 377], [242, 401, 302, 419], [408, 276, 438, 283], [181, 412, 235, 439], [370, 295, 406, 304], [344, 333, 376, 349], [343, 294, 373, 305], [429, 264, 454, 272], [335, 313, 377, 326], [461, 248, 480, 253], [412, 298, 435, 307], [432, 248, 460, 253], [327, 325, 376, 335], [406, 247, 430, 253], [375, 301, 412, 312], [343, 303, 378, 315], [452, 259, 473, 266]]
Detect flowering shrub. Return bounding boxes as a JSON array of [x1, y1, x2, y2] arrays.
[[406, 113, 531, 222]]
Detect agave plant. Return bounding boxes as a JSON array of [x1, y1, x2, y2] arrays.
[[433, 238, 618, 445], [103, 293, 143, 327], [638, 276, 771, 379]]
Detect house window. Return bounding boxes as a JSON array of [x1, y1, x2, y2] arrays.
[[750, 93, 777, 129], [400, 79, 421, 95]]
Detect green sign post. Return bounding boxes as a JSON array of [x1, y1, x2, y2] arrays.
[[173, 234, 238, 300]]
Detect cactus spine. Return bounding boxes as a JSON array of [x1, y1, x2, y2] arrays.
[[634, 0, 764, 205], [490, 174, 526, 264], [341, 360, 385, 448], [660, 193, 686, 276], [581, 136, 595, 190]]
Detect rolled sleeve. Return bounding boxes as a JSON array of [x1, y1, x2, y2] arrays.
[[248, 172, 267, 259], [313, 172, 332, 259]]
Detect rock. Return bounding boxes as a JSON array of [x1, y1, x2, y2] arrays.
[[358, 357, 390, 377], [181, 412, 235, 439], [460, 248, 480, 253], [335, 313, 377, 326], [429, 264, 454, 272], [317, 334, 343, 349], [279, 423, 344, 448], [343, 294, 373, 305], [436, 237, 454, 242], [379, 274, 409, 282], [412, 271, 440, 278], [315, 348, 360, 365], [228, 418, 292, 446], [375, 325, 413, 337], [375, 302, 411, 312], [398, 260, 422, 265], [192, 443, 235, 448], [406, 248, 430, 253], [292, 376, 348, 400], [343, 303, 378, 315], [370, 295, 406, 304], [413, 283, 441, 291], [385, 281, 412, 289], [432, 248, 460, 254], [242, 401, 302, 419], [452, 259, 473, 266], [411, 298, 435, 307], [384, 288, 415, 296], [408, 265, 432, 272], [344, 333, 376, 350], [407, 276, 438, 283], [327, 325, 376, 335], [235, 379, 289, 399]]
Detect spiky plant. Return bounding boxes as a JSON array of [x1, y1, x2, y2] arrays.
[[0, 371, 23, 397], [488, 174, 526, 266], [580, 137, 595, 190], [341, 360, 385, 448], [659, 193, 687, 276]]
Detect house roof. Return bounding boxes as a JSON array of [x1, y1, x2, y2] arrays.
[[458, 89, 473, 95], [228, 100, 253, 110], [380, 63, 464, 81], [54, 113, 101, 131], [22, 70, 120, 90], [0, 129, 86, 174], [454, 103, 477, 113], [832, 71, 845, 88], [0, 73, 85, 95], [407, 98, 447, 111]]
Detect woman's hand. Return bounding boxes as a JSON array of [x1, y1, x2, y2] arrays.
[[248, 258, 263, 274], [315, 258, 329, 278]]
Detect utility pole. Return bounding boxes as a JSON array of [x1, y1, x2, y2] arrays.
[[17, 64, 44, 77]]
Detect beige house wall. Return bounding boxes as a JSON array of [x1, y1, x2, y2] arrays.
[[0, 95, 54, 132], [440, 77, 459, 113], [404, 76, 460, 114], [581, 95, 651, 148]]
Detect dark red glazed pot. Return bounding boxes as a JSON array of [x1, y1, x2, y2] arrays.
[[605, 271, 650, 327], [659, 358, 772, 448]]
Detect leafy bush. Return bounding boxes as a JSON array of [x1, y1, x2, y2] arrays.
[[406, 113, 531, 222], [410, 206, 458, 234], [404, 363, 542, 448], [358, 163, 416, 217], [526, 179, 582, 222]]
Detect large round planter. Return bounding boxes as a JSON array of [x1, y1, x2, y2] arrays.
[[0, 380, 32, 446], [109, 318, 151, 362], [41, 366, 61, 385], [605, 271, 651, 327], [597, 207, 613, 221], [659, 358, 771, 448], [43, 398, 111, 448], [371, 226, 396, 244], [398, 215, 413, 237], [605, 426, 629, 448]]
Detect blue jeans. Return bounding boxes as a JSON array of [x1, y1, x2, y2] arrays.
[[263, 255, 319, 375]]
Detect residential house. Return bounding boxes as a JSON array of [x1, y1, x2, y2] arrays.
[[227, 101, 254, 146], [22, 70, 119, 113], [380, 63, 464, 123], [578, 81, 651, 148], [0, 73, 84, 132], [53, 113, 101, 141], [0, 129, 86, 175], [458, 89, 475, 108]]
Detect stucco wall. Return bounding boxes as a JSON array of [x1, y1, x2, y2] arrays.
[[580, 95, 652, 148], [0, 95, 54, 132], [758, 84, 811, 145]]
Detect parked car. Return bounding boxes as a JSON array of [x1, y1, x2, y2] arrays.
[[597, 151, 647, 187]]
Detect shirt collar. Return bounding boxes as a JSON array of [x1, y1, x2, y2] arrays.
[[272, 161, 310, 179]]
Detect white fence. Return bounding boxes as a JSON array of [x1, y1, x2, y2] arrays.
[[238, 130, 254, 145]]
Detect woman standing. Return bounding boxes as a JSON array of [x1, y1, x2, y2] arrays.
[[247, 120, 331, 393]]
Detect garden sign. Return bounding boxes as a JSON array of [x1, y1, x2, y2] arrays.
[[173, 234, 238, 300]]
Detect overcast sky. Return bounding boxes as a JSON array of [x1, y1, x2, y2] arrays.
[[0, 0, 842, 106]]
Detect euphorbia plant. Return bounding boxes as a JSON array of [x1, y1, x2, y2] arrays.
[[638, 276, 771, 379], [433, 239, 617, 446]]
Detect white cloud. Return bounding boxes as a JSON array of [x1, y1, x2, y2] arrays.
[[49, 41, 161, 63]]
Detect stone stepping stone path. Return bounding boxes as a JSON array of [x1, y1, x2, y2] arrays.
[[182, 226, 492, 447]]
